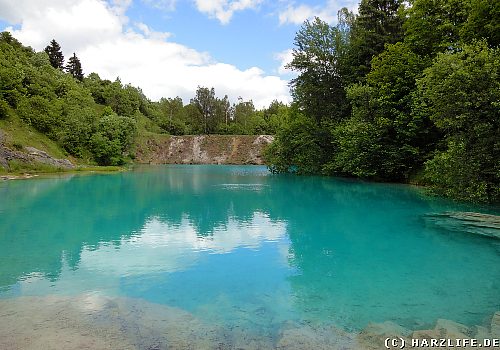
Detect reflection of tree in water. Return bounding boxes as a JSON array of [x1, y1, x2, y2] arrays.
[[1, 166, 498, 331], [0, 169, 441, 290], [0, 166, 282, 289]]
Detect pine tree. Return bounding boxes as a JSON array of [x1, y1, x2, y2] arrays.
[[44, 39, 65, 69], [347, 0, 405, 81], [66, 53, 84, 81]]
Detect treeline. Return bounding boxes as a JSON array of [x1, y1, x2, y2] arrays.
[[265, 0, 500, 203], [0, 33, 289, 166]]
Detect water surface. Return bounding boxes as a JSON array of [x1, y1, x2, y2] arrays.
[[0, 165, 499, 348]]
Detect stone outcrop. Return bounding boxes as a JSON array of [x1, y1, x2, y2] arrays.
[[0, 130, 74, 172], [135, 134, 274, 165]]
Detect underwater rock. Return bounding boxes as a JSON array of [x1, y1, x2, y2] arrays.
[[358, 321, 411, 350], [276, 324, 358, 350], [491, 312, 500, 337], [434, 319, 471, 338], [424, 212, 500, 239]]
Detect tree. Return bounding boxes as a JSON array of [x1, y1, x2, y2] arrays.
[[66, 53, 84, 81], [347, 0, 405, 81], [287, 17, 349, 124], [191, 86, 217, 134], [403, 0, 470, 56], [461, 0, 500, 48], [333, 43, 438, 180], [417, 42, 500, 202], [264, 110, 325, 174], [233, 97, 255, 133], [155, 97, 187, 135], [44, 39, 65, 70], [90, 112, 136, 165]]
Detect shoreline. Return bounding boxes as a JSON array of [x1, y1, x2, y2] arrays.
[[0, 165, 127, 181], [0, 294, 498, 350]]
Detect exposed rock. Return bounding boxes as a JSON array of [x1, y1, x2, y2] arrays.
[[135, 135, 274, 165], [24, 146, 74, 169], [0, 141, 74, 173]]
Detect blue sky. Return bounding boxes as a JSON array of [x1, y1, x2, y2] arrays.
[[125, 1, 298, 73], [0, 0, 359, 107]]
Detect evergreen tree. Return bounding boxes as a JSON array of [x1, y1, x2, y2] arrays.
[[44, 39, 64, 69], [347, 0, 405, 81], [66, 53, 84, 81]]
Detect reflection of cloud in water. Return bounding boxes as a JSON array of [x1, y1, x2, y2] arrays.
[[78, 211, 286, 276]]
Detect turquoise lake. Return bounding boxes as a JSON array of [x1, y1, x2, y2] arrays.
[[0, 165, 499, 348]]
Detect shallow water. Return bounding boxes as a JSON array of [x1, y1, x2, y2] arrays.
[[0, 165, 499, 348]]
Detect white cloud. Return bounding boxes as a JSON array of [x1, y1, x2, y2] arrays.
[[278, 0, 358, 25], [274, 48, 295, 76], [0, 0, 290, 108], [142, 0, 176, 11], [134, 22, 172, 40], [194, 0, 263, 25]]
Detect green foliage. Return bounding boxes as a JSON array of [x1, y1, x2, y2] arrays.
[[0, 33, 144, 165], [403, 0, 470, 56], [17, 95, 62, 133], [329, 43, 436, 180], [461, 0, 500, 48], [287, 17, 349, 124], [0, 98, 9, 119], [191, 86, 218, 134], [90, 113, 136, 165], [424, 139, 500, 202], [264, 110, 330, 174], [102, 79, 142, 118], [347, 0, 405, 79], [417, 42, 500, 202]]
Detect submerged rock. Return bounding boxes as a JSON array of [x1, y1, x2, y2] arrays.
[[492, 312, 500, 337], [1, 295, 499, 350], [424, 212, 500, 239]]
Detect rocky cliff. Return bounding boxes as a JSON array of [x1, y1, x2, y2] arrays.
[[135, 135, 274, 165]]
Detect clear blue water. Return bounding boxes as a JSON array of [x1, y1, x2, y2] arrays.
[[0, 165, 499, 342]]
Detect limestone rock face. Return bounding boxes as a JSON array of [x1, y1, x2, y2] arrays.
[[135, 135, 274, 165]]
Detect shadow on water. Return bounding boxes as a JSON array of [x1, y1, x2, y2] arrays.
[[0, 165, 499, 338]]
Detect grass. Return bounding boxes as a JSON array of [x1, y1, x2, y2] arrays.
[[0, 160, 126, 177], [0, 114, 128, 177], [0, 115, 68, 159]]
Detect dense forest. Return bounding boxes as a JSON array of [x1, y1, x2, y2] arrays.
[[1, 0, 499, 203], [265, 0, 499, 203], [0, 33, 289, 166]]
